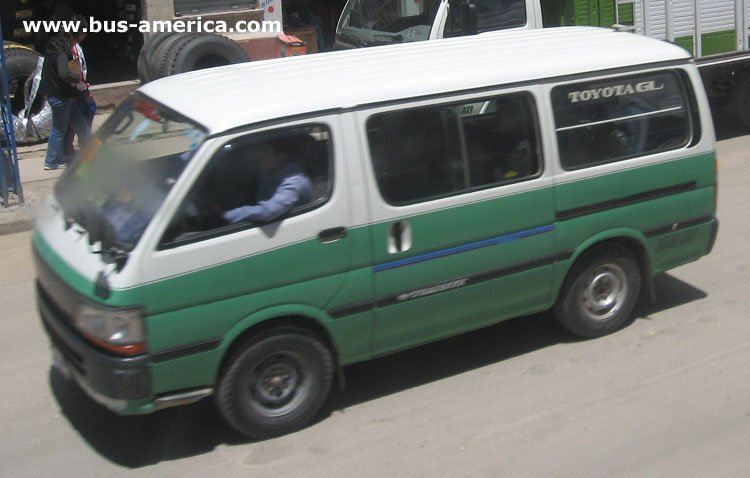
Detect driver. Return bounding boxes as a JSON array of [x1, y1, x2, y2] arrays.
[[223, 138, 313, 224]]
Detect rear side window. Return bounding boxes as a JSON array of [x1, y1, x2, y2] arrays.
[[552, 71, 695, 170], [367, 93, 541, 205]]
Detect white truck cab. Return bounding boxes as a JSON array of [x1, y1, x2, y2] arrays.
[[335, 0, 750, 128], [335, 0, 543, 49]]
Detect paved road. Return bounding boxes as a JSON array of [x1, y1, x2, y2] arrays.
[[1, 134, 749, 478]]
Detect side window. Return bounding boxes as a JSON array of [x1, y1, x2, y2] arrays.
[[160, 125, 332, 247], [367, 93, 541, 206], [445, 0, 527, 37], [552, 71, 695, 170]]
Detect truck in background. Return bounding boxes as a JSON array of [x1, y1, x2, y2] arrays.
[[335, 0, 750, 127]]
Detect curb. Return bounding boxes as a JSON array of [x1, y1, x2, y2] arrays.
[[0, 217, 36, 236], [0, 178, 56, 236]]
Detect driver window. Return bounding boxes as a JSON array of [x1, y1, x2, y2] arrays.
[[160, 125, 333, 248]]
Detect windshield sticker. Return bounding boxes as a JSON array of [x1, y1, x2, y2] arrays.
[[567, 80, 664, 103]]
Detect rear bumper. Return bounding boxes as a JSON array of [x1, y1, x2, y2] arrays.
[[706, 218, 719, 254]]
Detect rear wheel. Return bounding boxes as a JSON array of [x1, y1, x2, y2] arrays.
[[554, 245, 642, 338], [215, 327, 334, 439]]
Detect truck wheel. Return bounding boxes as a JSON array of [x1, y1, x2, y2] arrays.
[[215, 327, 334, 439], [166, 33, 248, 76], [2, 42, 39, 114], [147, 32, 191, 81], [1, 43, 50, 144], [553, 245, 642, 338], [137, 32, 172, 83]]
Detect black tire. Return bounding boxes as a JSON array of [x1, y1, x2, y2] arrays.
[[2, 43, 40, 115], [215, 327, 334, 439], [165, 33, 248, 76], [553, 245, 642, 338], [2, 43, 49, 144], [137, 32, 172, 84], [147, 32, 192, 81]]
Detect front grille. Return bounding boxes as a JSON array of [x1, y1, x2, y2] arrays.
[[38, 287, 86, 376]]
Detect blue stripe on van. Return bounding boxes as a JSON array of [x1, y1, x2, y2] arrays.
[[373, 224, 555, 273]]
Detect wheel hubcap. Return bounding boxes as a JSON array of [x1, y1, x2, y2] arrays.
[[248, 352, 309, 418], [581, 263, 628, 321], [257, 362, 299, 403]]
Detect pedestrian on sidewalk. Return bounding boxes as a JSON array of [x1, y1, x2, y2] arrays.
[[64, 14, 96, 158], [39, 32, 91, 170]]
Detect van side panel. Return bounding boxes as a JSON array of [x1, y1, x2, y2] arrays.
[[553, 152, 717, 287], [368, 186, 557, 356]]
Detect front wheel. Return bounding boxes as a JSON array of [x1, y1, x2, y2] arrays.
[[554, 245, 642, 338], [215, 328, 334, 439]]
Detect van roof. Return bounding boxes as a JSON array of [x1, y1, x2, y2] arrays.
[[139, 27, 693, 134]]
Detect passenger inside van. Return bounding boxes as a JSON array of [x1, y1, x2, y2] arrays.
[[489, 99, 534, 180]]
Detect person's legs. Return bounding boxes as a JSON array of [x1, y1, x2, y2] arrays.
[[63, 92, 89, 156], [80, 93, 96, 149], [85, 94, 96, 127], [44, 97, 72, 169], [67, 98, 91, 149], [63, 124, 75, 156]]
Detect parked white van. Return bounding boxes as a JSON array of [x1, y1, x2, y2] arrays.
[[35, 27, 718, 439]]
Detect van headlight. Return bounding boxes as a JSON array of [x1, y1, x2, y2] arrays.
[[74, 305, 146, 356]]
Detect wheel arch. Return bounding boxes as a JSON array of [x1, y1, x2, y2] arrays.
[[214, 305, 342, 386], [559, 228, 654, 303]]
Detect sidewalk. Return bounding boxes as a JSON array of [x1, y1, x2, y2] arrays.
[[0, 81, 136, 235]]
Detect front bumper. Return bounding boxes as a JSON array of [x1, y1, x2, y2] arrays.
[[35, 249, 153, 414], [38, 284, 151, 403]]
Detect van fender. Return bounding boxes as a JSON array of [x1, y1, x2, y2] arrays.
[[214, 304, 339, 374], [556, 227, 654, 301]]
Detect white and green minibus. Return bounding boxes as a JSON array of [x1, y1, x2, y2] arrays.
[[35, 27, 718, 438]]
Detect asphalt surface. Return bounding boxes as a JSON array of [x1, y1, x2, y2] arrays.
[[0, 128, 748, 477]]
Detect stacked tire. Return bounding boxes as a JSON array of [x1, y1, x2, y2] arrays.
[[137, 32, 248, 83], [1, 42, 50, 144]]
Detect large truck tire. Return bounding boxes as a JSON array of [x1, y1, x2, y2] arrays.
[[165, 33, 248, 77], [147, 32, 193, 81], [2, 42, 50, 144], [137, 32, 173, 84], [2, 42, 39, 113]]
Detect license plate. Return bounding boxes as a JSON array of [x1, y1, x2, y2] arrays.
[[51, 346, 72, 380]]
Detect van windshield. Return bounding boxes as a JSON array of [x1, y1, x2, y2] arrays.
[[55, 96, 206, 254], [337, 0, 441, 46]]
